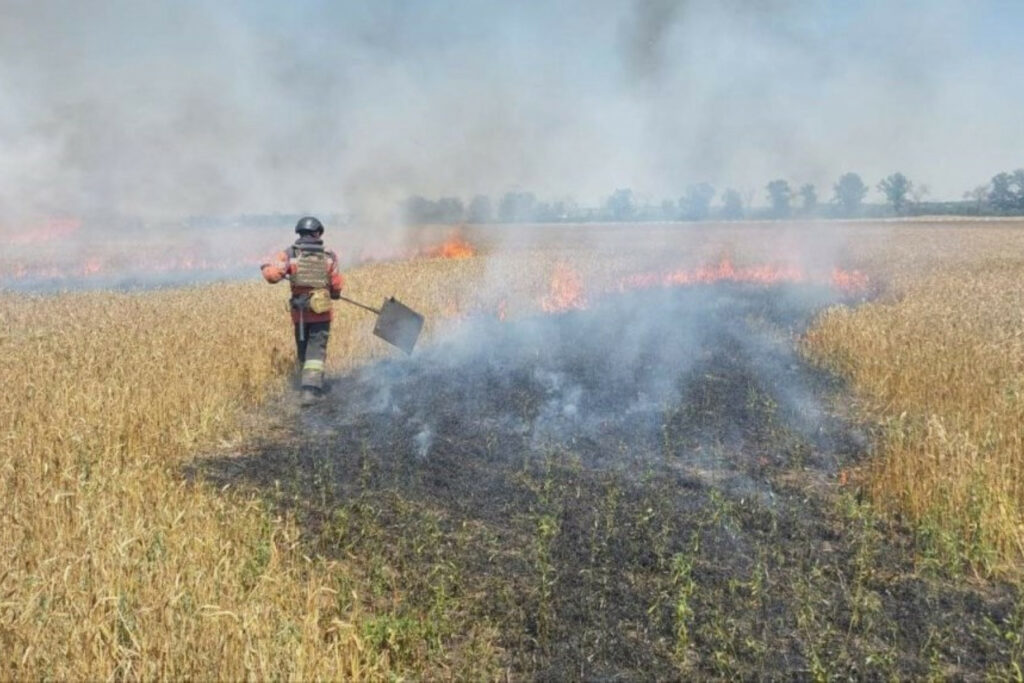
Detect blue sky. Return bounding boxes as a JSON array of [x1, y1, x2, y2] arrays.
[[1, 0, 1022, 220]]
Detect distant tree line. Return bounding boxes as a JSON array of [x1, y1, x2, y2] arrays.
[[401, 167, 1024, 224]]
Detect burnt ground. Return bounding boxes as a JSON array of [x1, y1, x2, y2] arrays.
[[198, 284, 1023, 680]]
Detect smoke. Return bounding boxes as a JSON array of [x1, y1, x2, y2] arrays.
[[1, 0, 1021, 236], [619, 0, 686, 83], [311, 276, 857, 504]]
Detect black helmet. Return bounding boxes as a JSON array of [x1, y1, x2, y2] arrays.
[[294, 216, 324, 235]]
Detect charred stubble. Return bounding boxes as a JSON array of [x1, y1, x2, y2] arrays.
[[200, 283, 1019, 679]]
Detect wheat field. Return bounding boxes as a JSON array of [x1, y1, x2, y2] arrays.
[[805, 222, 1024, 575], [2, 221, 1024, 677], [0, 257, 504, 679]]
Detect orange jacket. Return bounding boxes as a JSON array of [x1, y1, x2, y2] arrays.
[[261, 239, 345, 323]]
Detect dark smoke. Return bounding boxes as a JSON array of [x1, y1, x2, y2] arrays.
[[620, 0, 685, 83]]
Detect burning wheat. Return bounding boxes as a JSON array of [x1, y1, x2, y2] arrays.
[[3, 222, 1024, 679]]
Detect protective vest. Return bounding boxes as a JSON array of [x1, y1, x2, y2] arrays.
[[290, 245, 330, 289], [262, 237, 344, 324]]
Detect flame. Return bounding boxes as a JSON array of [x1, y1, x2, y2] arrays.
[[534, 258, 868, 315], [5, 231, 480, 284], [7, 217, 81, 245], [81, 258, 103, 276], [616, 258, 867, 295], [432, 254, 869, 327], [541, 262, 588, 313], [829, 267, 869, 293], [355, 234, 476, 264], [423, 235, 475, 260], [3, 222, 871, 309]]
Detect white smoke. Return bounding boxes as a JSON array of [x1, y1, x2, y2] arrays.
[[1, 0, 1020, 234]]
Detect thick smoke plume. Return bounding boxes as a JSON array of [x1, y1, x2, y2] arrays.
[[1, 0, 1021, 238]]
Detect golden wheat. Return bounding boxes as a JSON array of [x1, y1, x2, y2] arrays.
[[0, 257, 499, 679], [805, 222, 1024, 575], [5, 221, 1024, 678]]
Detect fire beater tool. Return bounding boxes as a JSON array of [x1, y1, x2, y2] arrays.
[[337, 295, 425, 354]]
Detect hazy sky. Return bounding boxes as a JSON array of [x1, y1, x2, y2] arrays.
[[1, 0, 1022, 223]]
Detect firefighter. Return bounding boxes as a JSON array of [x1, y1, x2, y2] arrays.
[[261, 216, 344, 405]]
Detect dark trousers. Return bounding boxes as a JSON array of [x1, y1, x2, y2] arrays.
[[294, 320, 330, 389]]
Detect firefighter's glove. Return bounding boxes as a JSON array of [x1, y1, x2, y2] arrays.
[[261, 264, 285, 283]]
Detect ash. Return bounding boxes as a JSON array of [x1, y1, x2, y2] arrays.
[[199, 282, 1017, 679], [318, 282, 856, 499]]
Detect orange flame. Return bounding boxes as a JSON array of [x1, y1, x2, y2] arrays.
[[424, 236, 475, 260], [7, 217, 81, 245], [534, 258, 868, 315], [829, 267, 869, 293], [541, 262, 588, 313], [6, 232, 481, 283], [616, 258, 868, 295]]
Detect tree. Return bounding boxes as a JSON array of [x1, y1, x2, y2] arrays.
[[467, 195, 493, 223], [910, 184, 930, 205], [660, 199, 678, 220], [550, 198, 578, 221], [798, 184, 817, 213], [678, 183, 715, 221], [435, 197, 464, 223], [605, 188, 636, 221], [833, 172, 868, 216], [530, 201, 551, 222], [878, 172, 913, 214], [498, 191, 537, 222], [962, 185, 987, 214], [765, 179, 792, 218], [742, 188, 756, 209], [720, 189, 743, 219], [993, 170, 1024, 212], [402, 195, 438, 223], [989, 173, 1013, 211]]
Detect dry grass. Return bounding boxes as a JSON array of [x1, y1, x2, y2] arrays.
[[0, 257, 497, 679], [5, 220, 1024, 677], [805, 222, 1024, 575]]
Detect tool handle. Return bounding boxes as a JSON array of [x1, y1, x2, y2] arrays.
[[336, 295, 381, 315], [283, 273, 381, 315]]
